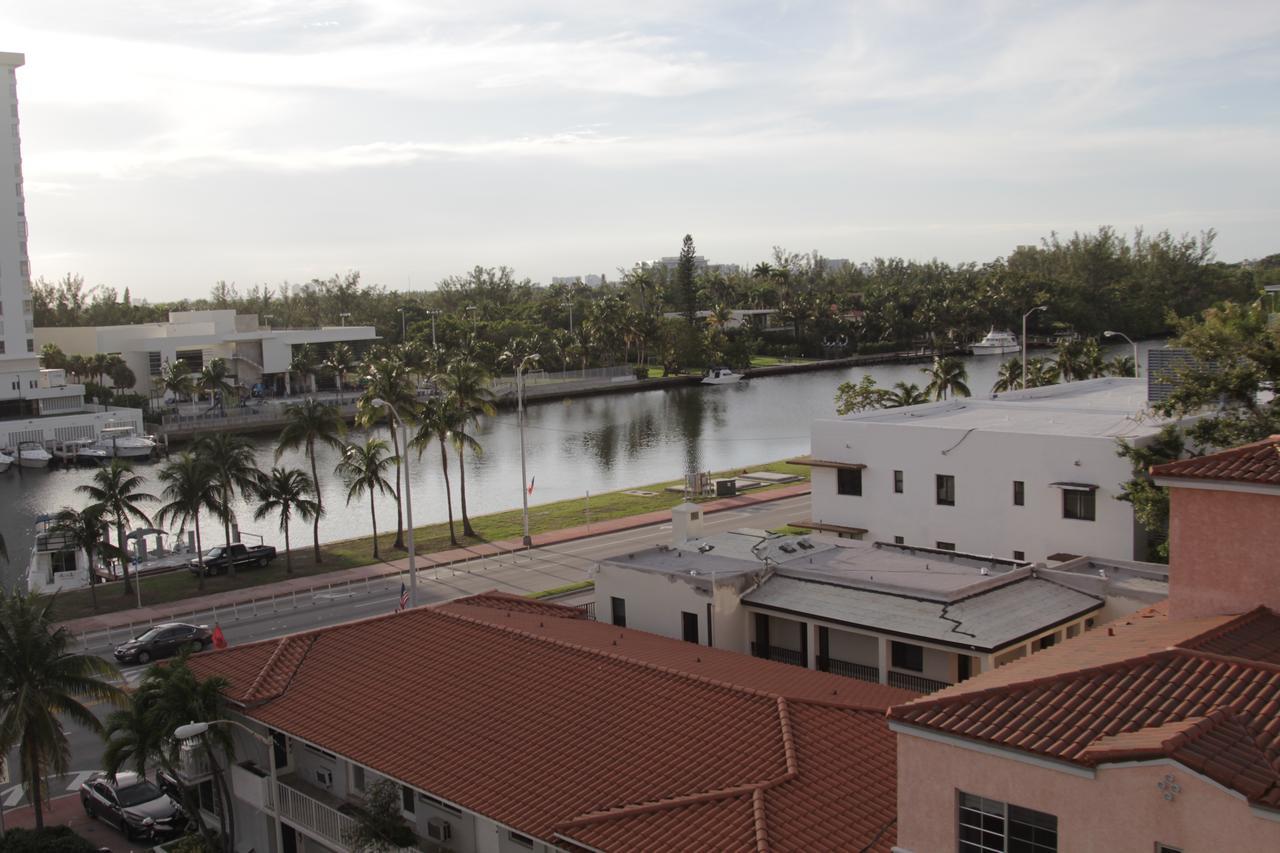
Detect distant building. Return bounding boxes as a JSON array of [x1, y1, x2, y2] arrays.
[[550, 274, 605, 287], [821, 258, 851, 272], [889, 435, 1280, 852], [184, 591, 911, 852], [36, 309, 378, 397], [593, 508, 1164, 696], [798, 378, 1198, 562], [0, 52, 143, 452], [641, 256, 740, 276], [659, 308, 780, 330]]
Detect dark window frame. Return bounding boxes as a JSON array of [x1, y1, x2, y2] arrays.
[[936, 474, 955, 506], [891, 641, 924, 673], [1063, 488, 1096, 521], [610, 596, 626, 627], [936, 541, 956, 552], [958, 790, 1058, 853], [681, 611, 699, 644], [1013, 480, 1025, 506], [837, 467, 862, 496], [893, 469, 904, 493]]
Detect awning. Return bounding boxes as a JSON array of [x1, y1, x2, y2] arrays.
[[1049, 482, 1099, 491], [790, 519, 869, 536], [787, 455, 867, 470]]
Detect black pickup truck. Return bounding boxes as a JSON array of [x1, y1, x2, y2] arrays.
[[188, 543, 277, 576]]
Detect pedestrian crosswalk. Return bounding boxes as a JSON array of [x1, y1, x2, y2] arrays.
[[1, 769, 98, 807]]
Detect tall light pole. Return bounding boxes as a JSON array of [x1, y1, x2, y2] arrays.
[[372, 397, 418, 607], [1022, 305, 1047, 390], [339, 312, 351, 327], [426, 310, 438, 348], [1103, 330, 1139, 378], [564, 301, 575, 336], [398, 307, 407, 341], [507, 351, 540, 547], [176, 719, 282, 853]]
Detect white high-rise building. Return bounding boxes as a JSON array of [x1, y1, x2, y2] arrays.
[[0, 52, 144, 454]]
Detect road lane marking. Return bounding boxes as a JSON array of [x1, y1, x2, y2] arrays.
[[4, 785, 26, 807], [66, 771, 96, 792]]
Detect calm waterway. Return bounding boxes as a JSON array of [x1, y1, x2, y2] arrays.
[[0, 341, 1160, 589]]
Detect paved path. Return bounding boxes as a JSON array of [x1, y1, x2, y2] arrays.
[[1, 792, 136, 852], [57, 483, 810, 636]]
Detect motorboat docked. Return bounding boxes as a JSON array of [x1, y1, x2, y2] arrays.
[[702, 366, 744, 385], [92, 423, 158, 459], [971, 328, 1020, 356], [52, 439, 110, 465], [0, 451, 12, 473], [25, 518, 202, 595], [16, 441, 52, 468]]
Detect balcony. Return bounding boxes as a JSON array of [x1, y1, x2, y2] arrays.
[[750, 642, 806, 667], [817, 656, 879, 684], [177, 741, 213, 783], [887, 671, 951, 694], [230, 761, 272, 810], [274, 775, 425, 853]]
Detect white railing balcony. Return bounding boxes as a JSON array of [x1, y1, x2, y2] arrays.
[[274, 778, 427, 853], [177, 742, 213, 782]]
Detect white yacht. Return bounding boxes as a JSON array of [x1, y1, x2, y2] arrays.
[[92, 423, 158, 459], [971, 329, 1020, 356], [0, 451, 12, 473], [16, 442, 52, 468], [702, 366, 744, 385]]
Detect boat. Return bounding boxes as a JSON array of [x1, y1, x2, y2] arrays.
[[16, 441, 52, 468], [92, 423, 158, 459], [702, 366, 744, 385], [971, 329, 1020, 356], [0, 451, 12, 473]]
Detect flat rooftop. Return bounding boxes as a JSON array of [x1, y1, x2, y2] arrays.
[[821, 377, 1177, 439]]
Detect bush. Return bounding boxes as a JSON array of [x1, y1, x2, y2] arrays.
[[0, 827, 98, 853]]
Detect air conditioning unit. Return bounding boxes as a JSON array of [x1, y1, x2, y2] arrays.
[[314, 768, 333, 789], [426, 818, 452, 842]]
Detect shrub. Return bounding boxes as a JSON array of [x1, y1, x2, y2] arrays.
[[0, 826, 98, 853]]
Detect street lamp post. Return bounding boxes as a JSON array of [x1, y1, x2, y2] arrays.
[[175, 719, 281, 853], [398, 307, 407, 342], [564, 301, 575, 336], [511, 353, 540, 547], [1022, 306, 1047, 390], [339, 312, 351, 327], [372, 398, 417, 607], [1104, 330, 1140, 378], [426, 310, 438, 348]]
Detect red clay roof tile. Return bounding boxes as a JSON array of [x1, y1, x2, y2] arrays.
[[1150, 435, 1280, 485]]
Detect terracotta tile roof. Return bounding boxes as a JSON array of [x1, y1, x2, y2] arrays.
[[446, 590, 591, 619], [889, 605, 1280, 810], [188, 594, 910, 851], [1150, 435, 1280, 485]]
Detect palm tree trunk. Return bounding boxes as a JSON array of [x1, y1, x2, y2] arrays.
[[195, 516, 205, 591], [389, 418, 405, 550], [223, 487, 236, 578], [309, 438, 323, 564], [28, 742, 44, 829], [117, 521, 132, 595], [439, 440, 457, 546], [458, 444, 476, 538], [86, 545, 99, 611], [369, 494, 380, 560], [283, 517, 292, 574]]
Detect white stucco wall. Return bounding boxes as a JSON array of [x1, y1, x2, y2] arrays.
[[593, 562, 751, 653]]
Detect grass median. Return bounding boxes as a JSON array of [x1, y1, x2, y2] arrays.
[[52, 459, 809, 622]]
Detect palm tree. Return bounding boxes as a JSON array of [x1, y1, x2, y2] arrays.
[[196, 433, 260, 576], [1079, 337, 1106, 379], [50, 504, 116, 612], [291, 343, 319, 394], [155, 453, 224, 590], [336, 438, 396, 560], [435, 358, 496, 538], [1108, 354, 1136, 378], [0, 590, 125, 829], [884, 381, 930, 408], [159, 360, 197, 414], [1025, 357, 1061, 388], [358, 357, 416, 549], [1055, 338, 1086, 383], [324, 343, 354, 404], [254, 467, 319, 575], [992, 357, 1024, 393], [277, 399, 345, 563], [412, 395, 461, 546], [921, 356, 972, 401], [76, 460, 155, 595], [103, 658, 235, 852], [199, 357, 237, 413]]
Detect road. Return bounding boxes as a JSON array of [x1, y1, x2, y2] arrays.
[[2, 494, 809, 813]]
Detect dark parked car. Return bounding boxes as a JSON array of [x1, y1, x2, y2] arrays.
[[188, 542, 277, 576], [79, 771, 187, 841], [113, 622, 212, 665]]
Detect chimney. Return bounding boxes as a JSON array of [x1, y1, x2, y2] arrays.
[[671, 502, 704, 546]]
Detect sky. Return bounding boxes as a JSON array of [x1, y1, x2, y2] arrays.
[[5, 0, 1280, 301]]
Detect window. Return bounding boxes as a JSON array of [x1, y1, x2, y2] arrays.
[[1155, 845, 1182, 853], [681, 611, 698, 644], [1063, 489, 1096, 521], [1066, 623, 1081, 639], [148, 352, 163, 376], [401, 785, 415, 814], [837, 467, 862, 496], [936, 474, 955, 506], [958, 791, 1057, 853], [25, 338, 32, 352], [350, 765, 365, 793], [1037, 634, 1056, 651], [507, 830, 534, 848], [610, 596, 626, 627], [1013, 480, 1024, 506], [893, 469, 904, 493], [50, 549, 77, 575], [1013, 550, 1025, 562], [936, 541, 956, 551], [891, 641, 924, 672], [419, 793, 462, 815], [893, 536, 905, 545]]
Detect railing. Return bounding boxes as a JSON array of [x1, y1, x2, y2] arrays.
[[887, 671, 951, 694], [751, 642, 806, 667], [818, 656, 880, 684], [276, 780, 358, 850], [178, 742, 213, 782], [580, 601, 596, 620]]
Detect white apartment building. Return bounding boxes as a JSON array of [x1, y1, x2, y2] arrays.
[[0, 52, 143, 451], [798, 377, 1191, 562], [37, 309, 378, 398]]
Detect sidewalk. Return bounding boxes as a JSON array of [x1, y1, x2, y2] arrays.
[[58, 483, 811, 635]]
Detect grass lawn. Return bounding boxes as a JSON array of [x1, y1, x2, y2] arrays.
[[52, 460, 809, 621], [749, 355, 819, 367]]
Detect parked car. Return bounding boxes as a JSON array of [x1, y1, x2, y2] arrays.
[[187, 542, 278, 576], [79, 771, 187, 842], [113, 622, 213, 665]]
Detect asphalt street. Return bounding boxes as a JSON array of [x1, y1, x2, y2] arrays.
[[2, 494, 809, 813]]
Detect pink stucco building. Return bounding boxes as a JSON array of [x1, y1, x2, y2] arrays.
[[888, 436, 1280, 852]]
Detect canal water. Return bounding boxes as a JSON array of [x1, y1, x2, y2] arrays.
[[0, 342, 1160, 589]]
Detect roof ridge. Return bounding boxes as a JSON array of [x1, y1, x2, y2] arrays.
[[1175, 606, 1272, 652], [242, 634, 315, 705], [1168, 645, 1280, 677]]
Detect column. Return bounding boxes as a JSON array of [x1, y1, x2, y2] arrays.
[[877, 636, 889, 684]]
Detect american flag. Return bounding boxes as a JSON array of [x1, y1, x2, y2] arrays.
[[398, 582, 409, 611]]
